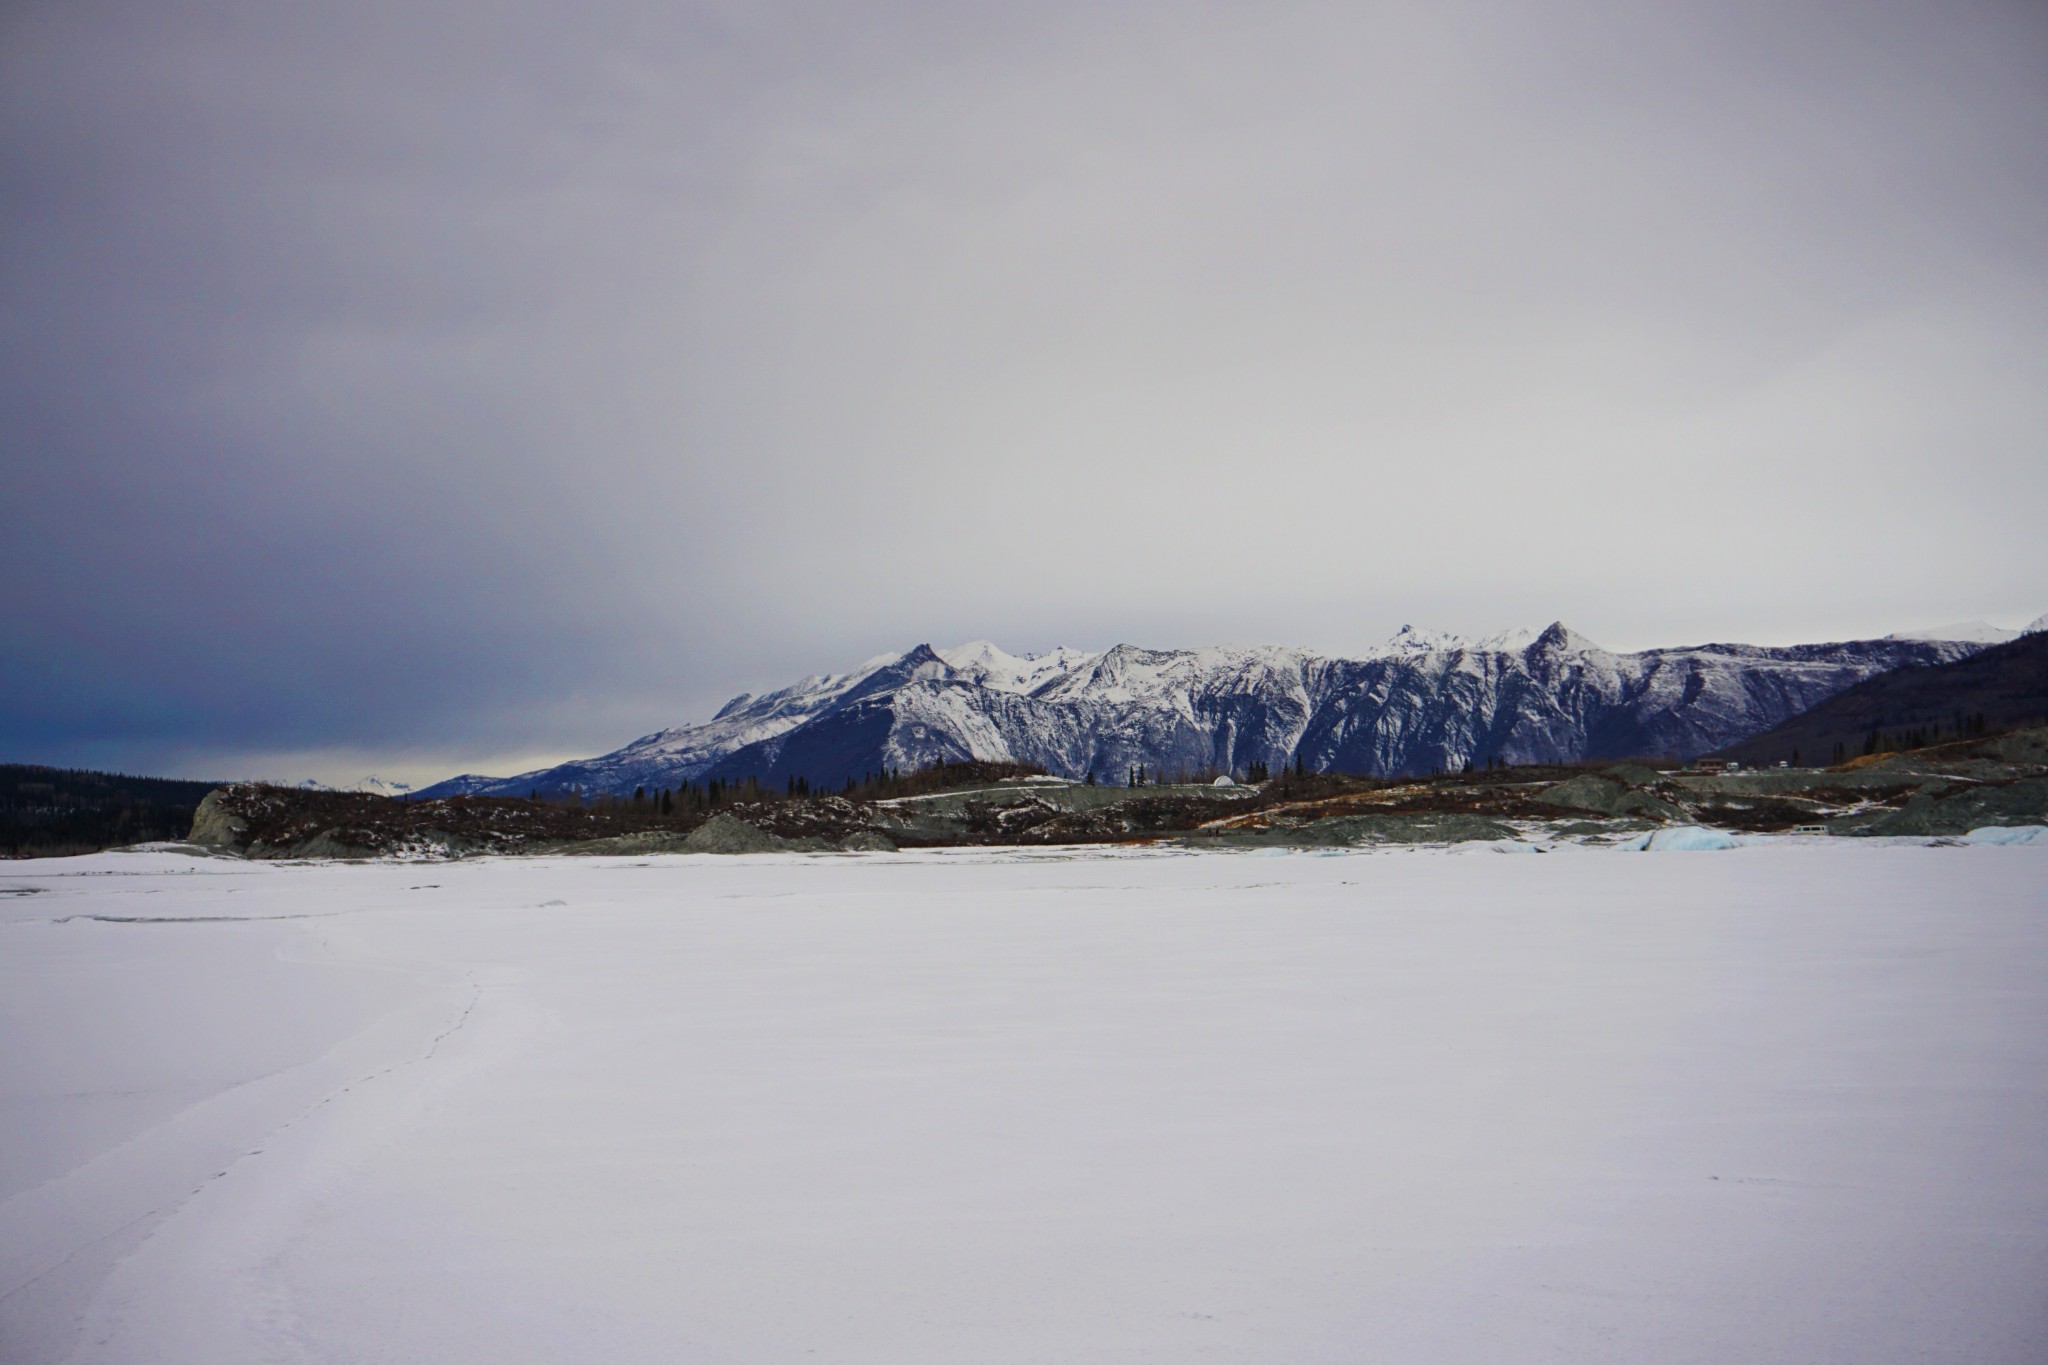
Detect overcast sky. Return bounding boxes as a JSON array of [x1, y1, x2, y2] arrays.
[[4, 0, 2044, 785]]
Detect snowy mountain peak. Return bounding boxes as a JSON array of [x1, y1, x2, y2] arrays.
[[829, 644, 950, 709], [938, 639, 1007, 668], [1042, 643, 1203, 704], [1382, 625, 1554, 656], [2027, 613, 2048, 636], [937, 641, 1096, 694], [1386, 624, 1464, 653], [298, 775, 415, 796], [1526, 621, 1602, 655]]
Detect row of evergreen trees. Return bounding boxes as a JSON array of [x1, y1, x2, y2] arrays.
[[1857, 710, 1995, 757], [529, 777, 778, 814], [1122, 755, 1308, 787], [1, 765, 220, 856]]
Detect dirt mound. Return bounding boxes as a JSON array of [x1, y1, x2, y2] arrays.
[[681, 813, 787, 854], [1854, 777, 2048, 837], [1986, 727, 2048, 766], [1539, 774, 1677, 820]]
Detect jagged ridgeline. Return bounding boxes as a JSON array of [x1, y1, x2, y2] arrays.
[[417, 625, 1990, 800]]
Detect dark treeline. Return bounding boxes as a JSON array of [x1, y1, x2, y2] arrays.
[[2, 765, 221, 857], [1853, 710, 2022, 759]]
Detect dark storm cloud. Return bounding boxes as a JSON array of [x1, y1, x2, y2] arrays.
[[5, 1, 2045, 782]]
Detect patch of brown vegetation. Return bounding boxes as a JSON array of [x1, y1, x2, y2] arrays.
[[208, 784, 715, 857]]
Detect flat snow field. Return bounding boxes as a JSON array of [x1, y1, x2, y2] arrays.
[[3, 843, 2046, 1364]]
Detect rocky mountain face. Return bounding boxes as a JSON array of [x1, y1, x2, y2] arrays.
[[416, 628, 1987, 798]]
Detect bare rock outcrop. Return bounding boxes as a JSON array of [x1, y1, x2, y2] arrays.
[[188, 789, 250, 850]]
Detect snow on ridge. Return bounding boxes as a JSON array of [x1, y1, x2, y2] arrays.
[[1386, 624, 1467, 653], [937, 641, 1096, 694], [1033, 641, 1302, 706], [1888, 620, 2021, 645], [1472, 626, 1540, 651], [1341, 624, 1576, 659]]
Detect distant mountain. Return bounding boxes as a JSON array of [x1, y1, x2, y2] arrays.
[[295, 775, 415, 797], [416, 625, 1997, 798], [1712, 630, 2048, 766]]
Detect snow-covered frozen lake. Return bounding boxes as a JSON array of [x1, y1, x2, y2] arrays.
[[4, 841, 2045, 1363]]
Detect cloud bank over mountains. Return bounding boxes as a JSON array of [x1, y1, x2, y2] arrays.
[[5, 1, 2045, 783]]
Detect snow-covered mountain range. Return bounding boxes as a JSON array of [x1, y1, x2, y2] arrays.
[[415, 623, 2018, 798], [296, 775, 416, 797]]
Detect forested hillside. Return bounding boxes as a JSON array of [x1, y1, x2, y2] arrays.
[[1, 765, 220, 856]]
